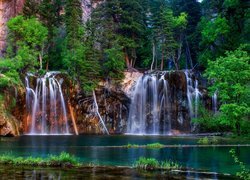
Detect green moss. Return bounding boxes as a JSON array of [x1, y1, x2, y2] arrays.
[[125, 143, 165, 149], [126, 143, 140, 148], [146, 143, 164, 148], [134, 157, 181, 170]]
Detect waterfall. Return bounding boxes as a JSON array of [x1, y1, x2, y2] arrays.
[[127, 70, 203, 135], [92, 90, 109, 135], [184, 71, 201, 119], [25, 72, 70, 135], [185, 71, 194, 118], [127, 72, 171, 135], [212, 91, 218, 113]]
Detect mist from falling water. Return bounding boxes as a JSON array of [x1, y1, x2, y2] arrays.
[[25, 72, 70, 135]]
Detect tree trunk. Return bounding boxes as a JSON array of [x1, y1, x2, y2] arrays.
[[160, 48, 164, 70], [150, 42, 155, 71], [46, 59, 49, 72], [39, 53, 43, 70], [185, 37, 193, 69], [124, 49, 130, 68]]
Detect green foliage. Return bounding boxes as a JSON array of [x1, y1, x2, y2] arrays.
[[192, 105, 226, 132], [134, 157, 180, 170], [7, 16, 48, 48], [230, 149, 250, 180], [48, 152, 78, 166], [0, 58, 22, 88], [134, 157, 159, 170], [205, 47, 250, 135], [125, 143, 164, 149], [198, 0, 249, 67], [197, 136, 219, 145], [104, 47, 125, 80], [23, 0, 39, 18], [7, 15, 48, 72], [63, 0, 100, 93], [126, 143, 140, 148], [146, 143, 164, 149], [201, 16, 229, 45], [0, 152, 78, 167]]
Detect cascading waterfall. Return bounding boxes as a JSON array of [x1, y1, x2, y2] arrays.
[[184, 71, 202, 119], [25, 72, 70, 135], [127, 72, 171, 134], [127, 70, 202, 135]]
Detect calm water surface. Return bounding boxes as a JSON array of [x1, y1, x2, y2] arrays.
[[0, 135, 249, 177]]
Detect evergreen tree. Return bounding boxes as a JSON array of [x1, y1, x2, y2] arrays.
[[64, 0, 100, 93], [170, 0, 201, 69], [39, 0, 63, 70], [23, 0, 39, 18]]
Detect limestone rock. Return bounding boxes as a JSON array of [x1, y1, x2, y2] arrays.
[[0, 0, 25, 56]]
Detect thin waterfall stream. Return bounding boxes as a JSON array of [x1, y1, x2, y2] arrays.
[[92, 90, 109, 135]]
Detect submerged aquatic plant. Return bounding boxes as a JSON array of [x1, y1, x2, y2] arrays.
[[230, 149, 250, 180]]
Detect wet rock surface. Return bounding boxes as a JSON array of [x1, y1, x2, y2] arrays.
[[0, 70, 214, 135], [72, 85, 130, 134]]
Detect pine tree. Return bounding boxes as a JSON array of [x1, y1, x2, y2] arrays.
[[64, 0, 100, 93], [39, 0, 63, 70], [23, 0, 39, 18]]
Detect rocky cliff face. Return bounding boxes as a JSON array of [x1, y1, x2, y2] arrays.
[[0, 71, 213, 136], [0, 87, 23, 136], [81, 0, 103, 22], [71, 82, 130, 134], [0, 0, 24, 56]]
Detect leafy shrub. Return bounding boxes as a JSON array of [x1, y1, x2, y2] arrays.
[[0, 152, 78, 167], [197, 136, 219, 145], [134, 157, 159, 170]]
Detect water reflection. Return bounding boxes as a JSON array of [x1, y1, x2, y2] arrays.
[[0, 135, 249, 175], [0, 166, 235, 180]]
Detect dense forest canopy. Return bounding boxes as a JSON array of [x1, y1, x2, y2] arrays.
[[0, 0, 249, 134]]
